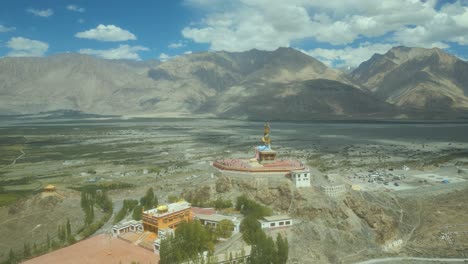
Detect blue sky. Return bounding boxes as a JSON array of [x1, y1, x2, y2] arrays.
[[0, 0, 467, 67]]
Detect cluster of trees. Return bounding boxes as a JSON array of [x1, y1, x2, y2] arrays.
[[5, 191, 114, 264], [131, 187, 159, 221], [183, 186, 211, 207], [236, 195, 272, 218], [81, 191, 95, 226], [79, 190, 113, 238], [249, 232, 289, 264], [57, 218, 75, 244], [6, 218, 79, 264], [71, 182, 134, 192], [236, 195, 288, 264], [213, 197, 233, 210], [159, 220, 215, 264], [215, 219, 234, 239], [113, 199, 138, 224], [140, 187, 158, 209]]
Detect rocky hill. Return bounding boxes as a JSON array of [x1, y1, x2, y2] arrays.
[[351, 46, 468, 116]]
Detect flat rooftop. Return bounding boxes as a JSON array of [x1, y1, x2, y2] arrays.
[[262, 215, 291, 222], [22, 234, 159, 264], [144, 201, 191, 217], [196, 213, 240, 223]]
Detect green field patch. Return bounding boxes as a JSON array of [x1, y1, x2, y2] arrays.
[[0, 176, 34, 186], [0, 193, 20, 207], [69, 182, 135, 192], [3, 181, 42, 192]]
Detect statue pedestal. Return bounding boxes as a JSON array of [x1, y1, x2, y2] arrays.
[[258, 150, 277, 164]]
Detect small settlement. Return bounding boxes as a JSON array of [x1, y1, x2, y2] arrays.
[[112, 200, 293, 257]]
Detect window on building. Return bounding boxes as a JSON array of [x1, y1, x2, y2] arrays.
[[279, 222, 284, 226], [270, 223, 275, 227], [286, 221, 291, 225]]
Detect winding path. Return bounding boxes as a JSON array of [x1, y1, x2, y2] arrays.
[[2, 148, 25, 169]]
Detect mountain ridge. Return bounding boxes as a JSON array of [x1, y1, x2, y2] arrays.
[[350, 46, 468, 115], [0, 46, 467, 120]]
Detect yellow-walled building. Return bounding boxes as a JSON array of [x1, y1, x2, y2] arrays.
[[142, 201, 193, 234]]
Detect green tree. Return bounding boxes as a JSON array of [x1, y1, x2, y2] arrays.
[[215, 219, 234, 239], [160, 220, 215, 263], [32, 242, 37, 255], [140, 187, 157, 209], [276, 234, 289, 264], [66, 218, 72, 239], [236, 195, 272, 218], [8, 248, 16, 264], [61, 224, 66, 241], [249, 231, 277, 264], [58, 225, 64, 241], [132, 205, 142, 220], [46, 233, 51, 249], [167, 194, 178, 203], [114, 205, 129, 224], [23, 242, 31, 259], [159, 234, 175, 264], [240, 216, 262, 245], [214, 198, 233, 210]]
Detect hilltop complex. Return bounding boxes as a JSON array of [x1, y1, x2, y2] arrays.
[[213, 123, 307, 175]]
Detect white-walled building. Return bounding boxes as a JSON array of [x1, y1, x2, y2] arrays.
[[112, 220, 143, 237], [290, 169, 311, 187], [153, 228, 174, 253], [258, 215, 293, 229], [196, 214, 241, 234]]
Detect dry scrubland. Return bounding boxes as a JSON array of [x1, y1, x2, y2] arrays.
[[0, 118, 468, 263]]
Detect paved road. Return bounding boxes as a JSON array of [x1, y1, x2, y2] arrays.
[[356, 257, 468, 263], [95, 200, 124, 235], [215, 233, 243, 254]]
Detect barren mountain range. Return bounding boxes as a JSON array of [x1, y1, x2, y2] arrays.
[[0, 46, 467, 120]]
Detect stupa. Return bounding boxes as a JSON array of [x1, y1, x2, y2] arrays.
[[213, 122, 304, 173]]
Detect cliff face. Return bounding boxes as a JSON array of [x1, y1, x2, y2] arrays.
[[207, 174, 402, 263]]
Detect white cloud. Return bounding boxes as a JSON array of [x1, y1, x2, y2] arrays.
[[78, 19, 85, 24], [75, 24, 136, 42], [27, 8, 54, 17], [79, 45, 148, 60], [67, 5, 85, 12], [301, 42, 395, 68], [6, 37, 49, 57], [168, 41, 186, 49], [184, 50, 193, 54], [182, 0, 468, 53], [393, 6, 468, 47], [0, 25, 15, 32], [158, 53, 174, 62]]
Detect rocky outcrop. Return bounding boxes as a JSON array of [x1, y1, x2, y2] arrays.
[[344, 195, 398, 244]]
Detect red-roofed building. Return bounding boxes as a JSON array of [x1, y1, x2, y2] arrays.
[[191, 207, 216, 215]]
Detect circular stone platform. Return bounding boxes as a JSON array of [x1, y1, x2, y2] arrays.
[[212, 158, 304, 173]]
